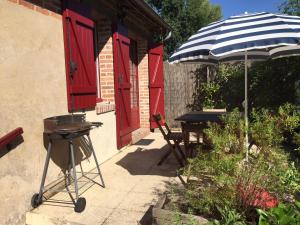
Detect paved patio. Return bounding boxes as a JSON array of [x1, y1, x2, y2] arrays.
[[26, 132, 183, 225]]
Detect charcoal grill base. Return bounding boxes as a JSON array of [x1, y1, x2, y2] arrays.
[[32, 128, 105, 213]]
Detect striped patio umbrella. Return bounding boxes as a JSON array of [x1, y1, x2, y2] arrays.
[[169, 12, 300, 160]]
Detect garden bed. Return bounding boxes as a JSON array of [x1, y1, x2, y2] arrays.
[[160, 105, 300, 224]]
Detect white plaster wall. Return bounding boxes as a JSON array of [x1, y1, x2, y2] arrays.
[[0, 1, 117, 224], [85, 111, 118, 167], [0, 2, 67, 224]]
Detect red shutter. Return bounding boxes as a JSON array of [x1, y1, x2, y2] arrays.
[[63, 9, 97, 112], [149, 44, 165, 129], [113, 23, 132, 149]]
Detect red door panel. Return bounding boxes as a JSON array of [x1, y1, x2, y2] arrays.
[[113, 23, 132, 149], [63, 8, 97, 112], [149, 44, 165, 129]]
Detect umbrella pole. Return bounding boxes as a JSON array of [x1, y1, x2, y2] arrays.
[[245, 51, 249, 161]]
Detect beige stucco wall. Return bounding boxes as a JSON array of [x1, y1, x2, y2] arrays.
[[0, 1, 117, 224]]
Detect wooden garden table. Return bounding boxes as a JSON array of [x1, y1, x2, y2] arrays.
[[175, 111, 226, 157]]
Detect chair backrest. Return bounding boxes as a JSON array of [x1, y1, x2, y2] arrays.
[[152, 114, 172, 139]]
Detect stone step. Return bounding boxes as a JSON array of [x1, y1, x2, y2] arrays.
[[26, 212, 85, 225]]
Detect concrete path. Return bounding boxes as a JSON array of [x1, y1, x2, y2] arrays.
[[27, 133, 182, 225]]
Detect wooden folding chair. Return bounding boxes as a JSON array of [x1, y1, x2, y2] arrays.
[[153, 114, 186, 167]]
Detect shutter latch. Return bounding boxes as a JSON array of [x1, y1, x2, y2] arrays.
[[70, 60, 78, 77], [119, 75, 123, 84]]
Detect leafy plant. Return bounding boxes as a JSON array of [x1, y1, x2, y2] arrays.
[[257, 202, 300, 225], [188, 66, 227, 110], [201, 82, 222, 109], [279, 162, 300, 194], [250, 108, 283, 154], [206, 206, 246, 225], [205, 108, 244, 154], [278, 103, 300, 133]]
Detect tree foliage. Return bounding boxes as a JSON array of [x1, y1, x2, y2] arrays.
[[248, 58, 300, 110], [280, 0, 300, 16], [145, 0, 222, 58], [192, 58, 300, 111]]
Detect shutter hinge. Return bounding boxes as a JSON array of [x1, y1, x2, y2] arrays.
[[119, 75, 123, 84]]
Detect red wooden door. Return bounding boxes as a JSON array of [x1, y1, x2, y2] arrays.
[[113, 23, 132, 149], [149, 44, 165, 129], [63, 8, 97, 112]]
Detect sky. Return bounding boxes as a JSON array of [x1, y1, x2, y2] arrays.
[[210, 0, 284, 19]]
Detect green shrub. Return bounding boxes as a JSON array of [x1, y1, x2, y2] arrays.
[[206, 206, 246, 225], [279, 162, 300, 194], [205, 108, 244, 154], [182, 106, 300, 224], [257, 202, 300, 225], [277, 103, 300, 133], [250, 108, 283, 154]]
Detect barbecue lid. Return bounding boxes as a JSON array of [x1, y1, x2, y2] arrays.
[[44, 114, 102, 134]]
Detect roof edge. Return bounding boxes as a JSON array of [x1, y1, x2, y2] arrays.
[[131, 0, 171, 32]]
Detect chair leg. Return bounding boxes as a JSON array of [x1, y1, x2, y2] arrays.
[[182, 131, 190, 158], [157, 149, 172, 166], [176, 170, 187, 187], [171, 145, 185, 167], [175, 141, 186, 162]]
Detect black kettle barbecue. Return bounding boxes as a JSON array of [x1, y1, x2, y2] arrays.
[[31, 114, 105, 213]]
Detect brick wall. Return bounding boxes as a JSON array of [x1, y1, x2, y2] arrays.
[[8, 0, 62, 19], [97, 19, 115, 104], [137, 39, 150, 128]]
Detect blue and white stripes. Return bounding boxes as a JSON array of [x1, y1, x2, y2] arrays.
[[169, 12, 300, 64]]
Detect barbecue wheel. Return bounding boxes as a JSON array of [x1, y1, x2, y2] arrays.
[[31, 193, 42, 208], [74, 197, 86, 213]]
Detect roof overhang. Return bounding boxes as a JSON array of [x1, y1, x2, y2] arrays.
[[88, 0, 171, 40], [130, 0, 171, 32]]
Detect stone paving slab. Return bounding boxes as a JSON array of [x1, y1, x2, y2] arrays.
[[27, 133, 182, 225]]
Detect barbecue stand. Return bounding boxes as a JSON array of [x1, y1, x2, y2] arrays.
[[31, 114, 105, 213]]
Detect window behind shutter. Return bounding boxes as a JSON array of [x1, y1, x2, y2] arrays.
[[149, 43, 165, 129], [129, 40, 140, 130], [63, 8, 97, 112]]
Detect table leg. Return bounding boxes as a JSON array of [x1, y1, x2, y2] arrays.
[[181, 122, 190, 158]]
